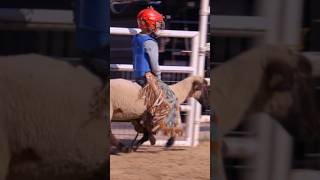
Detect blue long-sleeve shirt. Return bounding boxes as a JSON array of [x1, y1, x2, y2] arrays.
[[132, 34, 161, 80], [144, 40, 161, 79]]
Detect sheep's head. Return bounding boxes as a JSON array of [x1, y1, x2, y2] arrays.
[[284, 55, 320, 140], [261, 60, 295, 119], [257, 54, 320, 141], [190, 77, 209, 106]]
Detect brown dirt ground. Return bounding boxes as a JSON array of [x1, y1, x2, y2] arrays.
[[110, 141, 210, 180]]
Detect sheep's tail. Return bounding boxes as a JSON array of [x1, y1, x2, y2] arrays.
[[139, 73, 183, 137]]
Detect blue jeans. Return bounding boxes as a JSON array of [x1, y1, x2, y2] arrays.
[[135, 76, 147, 87]]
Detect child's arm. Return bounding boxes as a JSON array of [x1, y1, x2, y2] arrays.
[[144, 40, 161, 79]]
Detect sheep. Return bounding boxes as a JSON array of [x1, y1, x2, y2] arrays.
[[0, 54, 108, 180], [210, 45, 320, 180], [110, 75, 209, 152]]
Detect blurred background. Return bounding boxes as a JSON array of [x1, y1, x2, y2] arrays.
[[0, 0, 77, 57], [211, 0, 320, 180]]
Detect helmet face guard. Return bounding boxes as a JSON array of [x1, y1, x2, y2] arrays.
[[155, 20, 165, 31], [137, 7, 165, 33]]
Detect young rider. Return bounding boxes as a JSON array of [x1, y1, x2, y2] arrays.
[[131, 7, 182, 146]]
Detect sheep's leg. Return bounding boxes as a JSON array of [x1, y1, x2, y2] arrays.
[[165, 105, 181, 148], [165, 136, 175, 148], [133, 130, 149, 151], [0, 132, 9, 180], [131, 119, 147, 151], [110, 131, 130, 153], [110, 107, 130, 153], [148, 132, 156, 145], [133, 128, 158, 151], [130, 133, 139, 150], [131, 117, 156, 151], [142, 113, 156, 145]]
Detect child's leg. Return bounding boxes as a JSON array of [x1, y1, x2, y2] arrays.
[[135, 77, 147, 87], [165, 106, 182, 148]]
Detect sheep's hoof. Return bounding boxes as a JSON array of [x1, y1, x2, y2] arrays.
[[133, 146, 139, 152], [165, 137, 175, 148], [120, 146, 132, 153], [110, 147, 121, 155], [127, 147, 133, 153], [149, 135, 156, 145], [117, 143, 131, 153], [110, 150, 120, 155], [132, 142, 141, 152]]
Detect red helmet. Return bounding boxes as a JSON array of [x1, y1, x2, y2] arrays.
[[137, 6, 165, 33]]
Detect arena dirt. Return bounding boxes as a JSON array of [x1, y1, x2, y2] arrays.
[[111, 141, 210, 180]]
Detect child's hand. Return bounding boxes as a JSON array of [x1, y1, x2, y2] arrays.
[[145, 72, 153, 79]]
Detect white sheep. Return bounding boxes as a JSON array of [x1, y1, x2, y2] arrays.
[[211, 45, 319, 180], [0, 54, 108, 180], [110, 75, 209, 152]]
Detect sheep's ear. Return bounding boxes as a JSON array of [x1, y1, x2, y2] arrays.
[[193, 80, 203, 91], [204, 78, 209, 86], [265, 61, 294, 91]]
